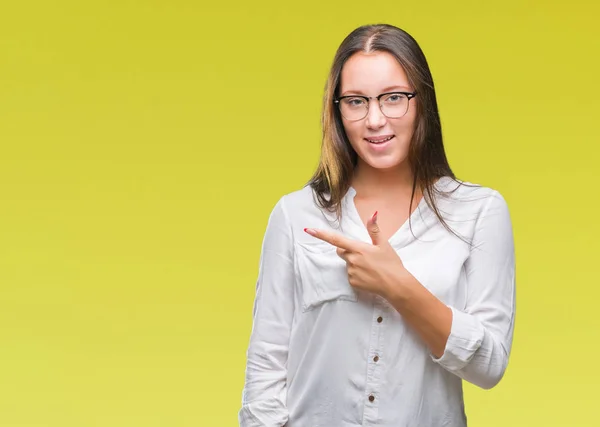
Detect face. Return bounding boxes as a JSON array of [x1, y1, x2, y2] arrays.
[[338, 51, 417, 172]]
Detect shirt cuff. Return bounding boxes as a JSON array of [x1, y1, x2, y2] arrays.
[[431, 305, 485, 371], [239, 397, 289, 427]]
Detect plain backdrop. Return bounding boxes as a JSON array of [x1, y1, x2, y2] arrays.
[[1, 1, 599, 426]]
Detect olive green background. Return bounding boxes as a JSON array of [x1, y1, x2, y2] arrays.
[[1, 0, 598, 425]]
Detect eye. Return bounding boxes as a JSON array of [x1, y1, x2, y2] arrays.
[[343, 97, 366, 107], [383, 93, 407, 103]]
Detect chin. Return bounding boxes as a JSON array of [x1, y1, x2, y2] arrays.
[[362, 154, 408, 171]]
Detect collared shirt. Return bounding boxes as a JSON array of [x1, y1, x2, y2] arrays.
[[239, 176, 516, 427]]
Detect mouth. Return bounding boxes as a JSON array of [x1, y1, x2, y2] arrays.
[[364, 135, 395, 145]]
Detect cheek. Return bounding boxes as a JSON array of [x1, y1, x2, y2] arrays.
[[398, 109, 418, 132], [393, 116, 418, 145], [342, 122, 363, 146]]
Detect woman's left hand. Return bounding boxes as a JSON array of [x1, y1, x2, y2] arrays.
[[304, 211, 411, 299]]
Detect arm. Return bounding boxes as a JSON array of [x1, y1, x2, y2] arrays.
[[385, 190, 516, 389], [239, 197, 295, 426]]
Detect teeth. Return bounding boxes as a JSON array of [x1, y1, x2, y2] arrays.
[[367, 136, 393, 144]]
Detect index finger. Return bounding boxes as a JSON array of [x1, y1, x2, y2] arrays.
[[303, 228, 359, 251]]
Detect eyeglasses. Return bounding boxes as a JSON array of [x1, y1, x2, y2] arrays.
[[333, 91, 417, 121]]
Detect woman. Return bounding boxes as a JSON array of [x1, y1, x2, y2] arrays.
[[239, 23, 516, 427]]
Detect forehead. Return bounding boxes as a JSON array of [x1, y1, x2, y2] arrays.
[[339, 51, 410, 93]]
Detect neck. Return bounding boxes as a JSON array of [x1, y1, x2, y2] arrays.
[[351, 160, 418, 199]]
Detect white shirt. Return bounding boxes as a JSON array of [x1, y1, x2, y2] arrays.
[[239, 176, 516, 427]]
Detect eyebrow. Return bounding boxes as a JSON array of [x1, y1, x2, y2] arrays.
[[340, 85, 412, 96]]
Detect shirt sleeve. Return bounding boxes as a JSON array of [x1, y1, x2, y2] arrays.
[[238, 196, 295, 426], [431, 190, 516, 390]]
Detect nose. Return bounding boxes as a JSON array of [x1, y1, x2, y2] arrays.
[[365, 100, 387, 129]]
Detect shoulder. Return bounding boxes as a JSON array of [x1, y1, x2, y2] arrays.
[[276, 184, 330, 218], [433, 176, 511, 223], [266, 184, 323, 225], [280, 184, 318, 209]]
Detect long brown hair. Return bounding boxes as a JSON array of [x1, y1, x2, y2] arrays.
[[307, 23, 465, 237]]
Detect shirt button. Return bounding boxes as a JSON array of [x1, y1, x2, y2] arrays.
[[373, 355, 379, 362], [377, 316, 383, 323], [368, 394, 375, 402]]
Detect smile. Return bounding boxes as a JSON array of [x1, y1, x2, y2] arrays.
[[365, 135, 395, 144]]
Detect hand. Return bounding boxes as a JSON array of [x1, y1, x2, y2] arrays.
[[304, 211, 409, 299]]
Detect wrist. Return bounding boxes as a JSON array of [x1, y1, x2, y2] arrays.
[[382, 268, 413, 306]]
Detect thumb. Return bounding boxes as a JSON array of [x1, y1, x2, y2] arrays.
[[367, 211, 381, 246]]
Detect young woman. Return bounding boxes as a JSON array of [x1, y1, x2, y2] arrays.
[[239, 23, 516, 427]]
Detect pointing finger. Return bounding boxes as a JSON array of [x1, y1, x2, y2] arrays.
[[303, 228, 359, 252]]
